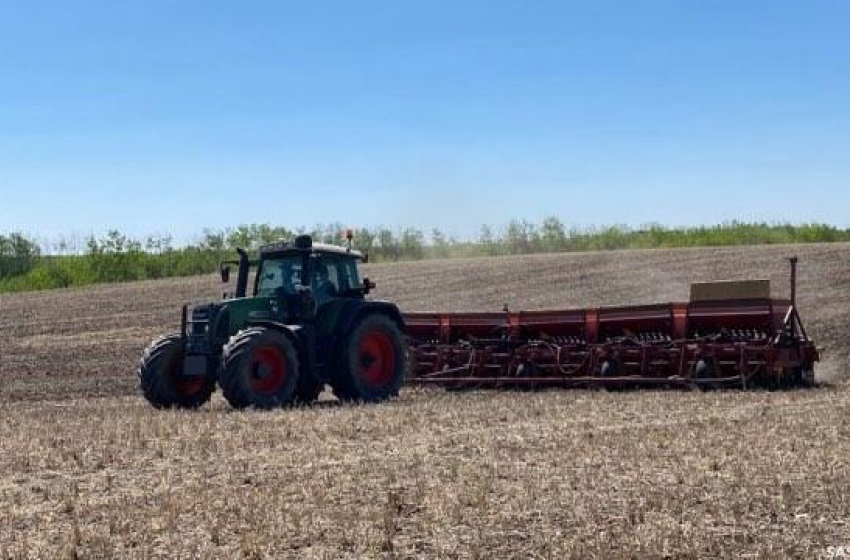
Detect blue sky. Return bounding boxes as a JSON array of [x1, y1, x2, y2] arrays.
[[1, 1, 848, 245]]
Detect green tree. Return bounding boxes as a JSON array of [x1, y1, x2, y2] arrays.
[[478, 224, 499, 256], [373, 228, 400, 261], [399, 228, 425, 260], [199, 228, 226, 251], [504, 220, 539, 254], [540, 216, 567, 252], [0, 233, 41, 278], [226, 225, 254, 249], [431, 228, 450, 258], [145, 234, 173, 254]]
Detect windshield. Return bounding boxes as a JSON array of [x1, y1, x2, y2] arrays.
[[255, 255, 303, 297]]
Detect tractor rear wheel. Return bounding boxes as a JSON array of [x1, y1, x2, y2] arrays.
[[331, 314, 406, 402], [138, 333, 215, 409], [219, 327, 300, 409]]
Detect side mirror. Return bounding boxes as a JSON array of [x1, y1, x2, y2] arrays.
[[363, 277, 376, 295], [220, 265, 231, 284]]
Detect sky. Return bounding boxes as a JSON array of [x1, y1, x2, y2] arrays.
[[1, 1, 848, 245]]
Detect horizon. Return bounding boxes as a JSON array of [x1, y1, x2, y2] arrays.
[[2, 1, 849, 241], [5, 218, 848, 255]]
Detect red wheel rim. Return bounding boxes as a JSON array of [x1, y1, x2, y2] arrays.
[[358, 330, 397, 387], [174, 376, 204, 397], [170, 358, 204, 397], [249, 346, 287, 394]]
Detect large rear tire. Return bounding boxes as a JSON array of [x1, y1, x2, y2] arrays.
[[138, 334, 215, 409], [219, 327, 300, 409], [331, 314, 406, 402]]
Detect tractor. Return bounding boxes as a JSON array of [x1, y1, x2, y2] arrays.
[[138, 234, 407, 409]]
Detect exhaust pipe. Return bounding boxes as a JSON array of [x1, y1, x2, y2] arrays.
[[236, 248, 250, 298]]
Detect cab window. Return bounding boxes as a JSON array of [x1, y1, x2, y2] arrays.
[[337, 257, 361, 292], [256, 255, 302, 297], [311, 255, 361, 294]]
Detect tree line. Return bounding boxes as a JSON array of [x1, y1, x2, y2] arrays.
[[1, 219, 849, 292]]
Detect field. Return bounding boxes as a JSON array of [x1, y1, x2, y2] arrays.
[[1, 244, 848, 558]]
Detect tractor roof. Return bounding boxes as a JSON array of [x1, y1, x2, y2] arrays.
[[259, 237, 364, 259]]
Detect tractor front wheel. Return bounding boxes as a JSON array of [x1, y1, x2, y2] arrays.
[[138, 334, 215, 409], [219, 327, 300, 409], [331, 315, 406, 402]]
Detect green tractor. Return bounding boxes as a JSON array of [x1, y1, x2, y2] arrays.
[[138, 234, 407, 409]]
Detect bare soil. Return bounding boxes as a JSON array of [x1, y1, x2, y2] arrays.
[[0, 244, 848, 558]]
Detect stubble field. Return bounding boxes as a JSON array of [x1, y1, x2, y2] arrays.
[[0, 244, 848, 558]]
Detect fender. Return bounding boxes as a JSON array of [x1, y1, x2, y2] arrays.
[[245, 320, 314, 379], [332, 299, 405, 337]]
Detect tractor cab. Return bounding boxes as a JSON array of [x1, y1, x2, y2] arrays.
[[221, 234, 375, 307], [253, 236, 370, 304]]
